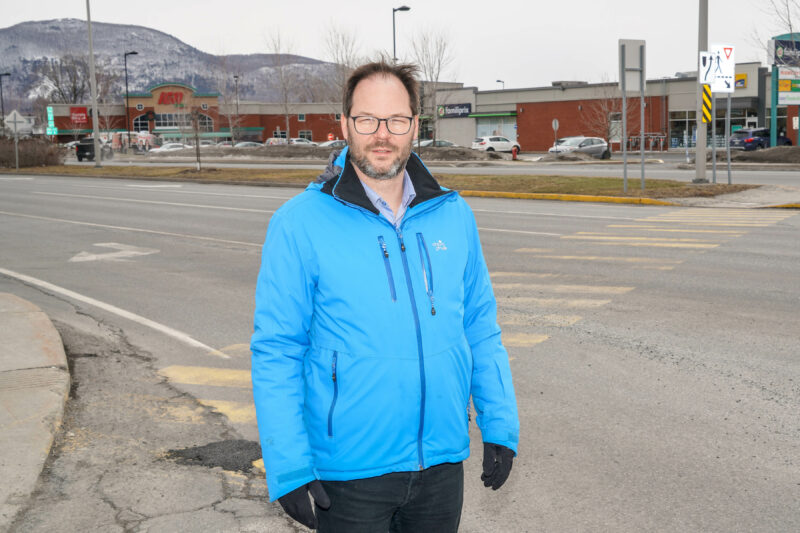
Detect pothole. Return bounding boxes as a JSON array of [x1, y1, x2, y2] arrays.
[[166, 440, 261, 472]]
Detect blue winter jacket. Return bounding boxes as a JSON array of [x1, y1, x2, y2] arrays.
[[251, 147, 519, 501]]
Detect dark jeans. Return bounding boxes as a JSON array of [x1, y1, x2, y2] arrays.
[[317, 462, 464, 533]]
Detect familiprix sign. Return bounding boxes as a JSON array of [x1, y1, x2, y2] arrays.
[[436, 103, 471, 118], [70, 106, 88, 124], [158, 91, 185, 107], [778, 67, 800, 105]]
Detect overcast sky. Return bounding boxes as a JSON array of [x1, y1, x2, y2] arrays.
[[4, 1, 792, 91]]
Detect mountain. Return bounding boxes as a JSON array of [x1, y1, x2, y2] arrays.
[[0, 19, 338, 109]]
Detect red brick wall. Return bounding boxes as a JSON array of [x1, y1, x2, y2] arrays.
[[787, 106, 798, 146], [247, 114, 343, 142], [516, 96, 668, 152]]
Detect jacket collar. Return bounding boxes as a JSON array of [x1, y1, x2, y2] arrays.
[[320, 147, 448, 214]]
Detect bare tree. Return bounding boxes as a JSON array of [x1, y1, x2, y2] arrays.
[[266, 30, 298, 140], [31, 55, 118, 105], [582, 79, 638, 150], [323, 25, 362, 104], [213, 54, 245, 144], [751, 1, 800, 60], [410, 29, 454, 144]]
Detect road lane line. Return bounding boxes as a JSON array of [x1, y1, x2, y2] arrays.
[[565, 234, 715, 242], [479, 227, 561, 236], [472, 208, 638, 221], [198, 400, 256, 424], [499, 314, 582, 327], [490, 271, 559, 279], [493, 282, 634, 295], [159, 365, 251, 388], [502, 333, 549, 347], [514, 251, 683, 264], [607, 225, 743, 234], [0, 267, 229, 359], [0, 210, 261, 247], [499, 297, 611, 308], [70, 183, 296, 200], [34, 191, 275, 213]]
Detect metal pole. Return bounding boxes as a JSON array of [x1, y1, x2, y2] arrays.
[[14, 117, 19, 170], [711, 94, 717, 183], [639, 44, 645, 190], [694, 0, 708, 183], [86, 0, 102, 168], [0, 73, 8, 134], [770, 63, 778, 147], [392, 10, 397, 61], [726, 92, 732, 184], [124, 53, 130, 153], [621, 44, 628, 194], [234, 74, 240, 144]]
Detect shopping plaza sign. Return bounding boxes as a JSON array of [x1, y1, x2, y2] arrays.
[[778, 67, 800, 105]]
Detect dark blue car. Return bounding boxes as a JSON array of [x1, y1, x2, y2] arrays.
[[729, 128, 792, 150]]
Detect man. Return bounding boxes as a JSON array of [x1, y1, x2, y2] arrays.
[[251, 60, 519, 532]]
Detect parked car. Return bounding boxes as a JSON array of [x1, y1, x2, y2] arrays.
[[548, 136, 610, 159], [471, 136, 520, 153], [196, 140, 217, 148], [265, 137, 288, 145], [318, 139, 347, 149], [216, 141, 233, 148], [288, 137, 318, 146], [150, 142, 192, 153], [75, 138, 114, 162], [419, 139, 458, 147], [729, 128, 792, 151], [234, 141, 264, 148], [62, 140, 81, 150]]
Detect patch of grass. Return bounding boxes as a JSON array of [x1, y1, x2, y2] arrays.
[[9, 165, 757, 198]]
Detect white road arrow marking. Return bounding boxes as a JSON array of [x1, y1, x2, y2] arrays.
[[69, 242, 159, 262]]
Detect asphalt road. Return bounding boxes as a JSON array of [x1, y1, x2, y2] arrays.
[[1, 174, 798, 532]]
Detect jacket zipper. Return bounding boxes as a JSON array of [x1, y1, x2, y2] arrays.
[[415, 232, 436, 316], [396, 228, 426, 471], [377, 236, 397, 302], [327, 351, 339, 437]]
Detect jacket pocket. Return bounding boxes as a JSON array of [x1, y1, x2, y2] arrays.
[[415, 232, 436, 316], [377, 236, 397, 302], [327, 351, 339, 437]]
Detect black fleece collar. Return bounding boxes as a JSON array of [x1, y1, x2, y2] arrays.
[[320, 151, 448, 214]]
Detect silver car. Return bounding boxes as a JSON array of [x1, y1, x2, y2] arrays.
[[548, 136, 610, 159]]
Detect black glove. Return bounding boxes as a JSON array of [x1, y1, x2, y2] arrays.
[[278, 480, 331, 529], [481, 442, 515, 490]]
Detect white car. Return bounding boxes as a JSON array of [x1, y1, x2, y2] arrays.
[[150, 142, 191, 152], [289, 137, 318, 146], [471, 136, 520, 153]]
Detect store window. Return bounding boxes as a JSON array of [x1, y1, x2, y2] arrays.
[[154, 112, 213, 131], [475, 116, 517, 141], [298, 130, 313, 141], [132, 114, 149, 132]]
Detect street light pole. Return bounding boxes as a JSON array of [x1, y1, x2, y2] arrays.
[[0, 73, 10, 135], [233, 74, 240, 144], [123, 51, 138, 153], [392, 6, 411, 62], [496, 79, 505, 90], [694, 0, 708, 183]]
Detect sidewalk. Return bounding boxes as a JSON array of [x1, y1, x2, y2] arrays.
[[0, 294, 70, 531]]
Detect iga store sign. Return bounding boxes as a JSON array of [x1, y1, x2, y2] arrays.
[[70, 107, 88, 124]]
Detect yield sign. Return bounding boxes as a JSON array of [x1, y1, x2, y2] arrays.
[[69, 242, 159, 262], [723, 47, 733, 59]]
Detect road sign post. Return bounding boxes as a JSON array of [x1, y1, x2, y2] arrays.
[[551, 118, 559, 150], [620, 39, 646, 193], [6, 110, 25, 170], [699, 44, 735, 184]]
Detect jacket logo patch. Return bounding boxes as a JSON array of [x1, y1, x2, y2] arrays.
[[431, 240, 447, 251]]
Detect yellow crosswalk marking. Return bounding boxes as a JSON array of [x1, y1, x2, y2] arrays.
[[590, 241, 719, 248], [502, 333, 549, 347], [565, 234, 715, 243], [491, 271, 560, 279], [500, 297, 611, 308], [198, 399, 256, 424], [515, 252, 683, 264], [217, 343, 251, 357], [493, 282, 634, 295], [607, 225, 743, 234], [506, 248, 553, 253], [499, 314, 582, 327], [159, 365, 250, 388]]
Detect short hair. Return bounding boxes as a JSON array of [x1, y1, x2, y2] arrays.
[[343, 61, 420, 117]]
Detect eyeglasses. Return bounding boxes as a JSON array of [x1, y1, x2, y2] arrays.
[[350, 115, 414, 135]]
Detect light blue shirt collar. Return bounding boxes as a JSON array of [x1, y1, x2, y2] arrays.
[[359, 170, 417, 228]]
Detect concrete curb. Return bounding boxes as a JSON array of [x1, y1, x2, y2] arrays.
[[0, 294, 70, 531], [459, 190, 678, 206]]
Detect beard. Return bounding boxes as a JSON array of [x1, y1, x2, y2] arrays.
[[347, 125, 413, 181]]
